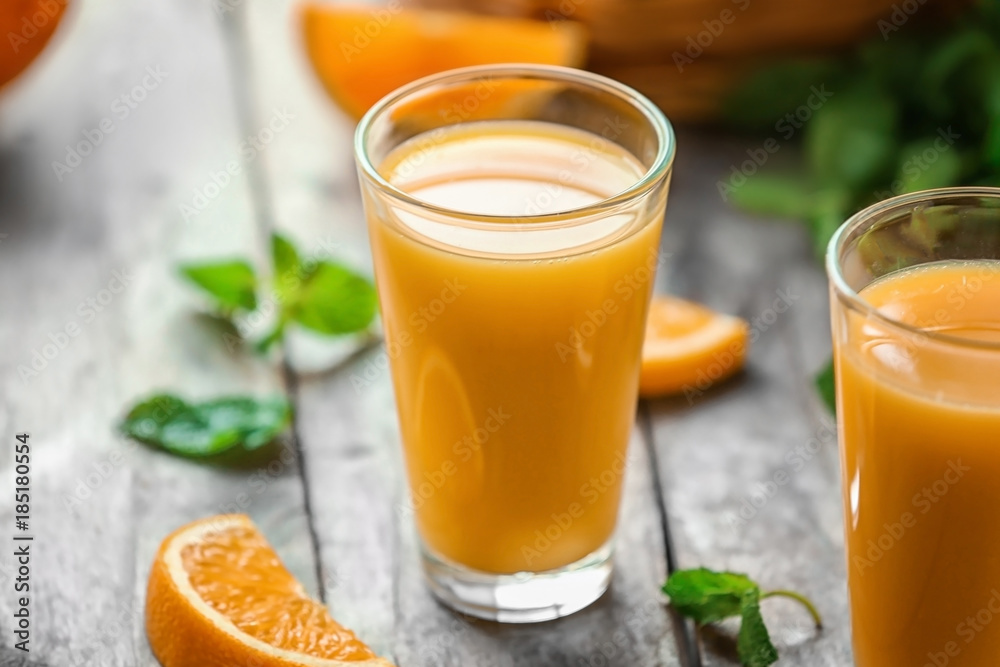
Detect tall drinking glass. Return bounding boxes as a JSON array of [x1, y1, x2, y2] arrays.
[[355, 65, 674, 622], [828, 187, 1000, 665]]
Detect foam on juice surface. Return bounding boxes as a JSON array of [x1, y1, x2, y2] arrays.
[[378, 120, 648, 255]]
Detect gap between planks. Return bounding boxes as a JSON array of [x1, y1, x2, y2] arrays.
[[214, 0, 328, 602]]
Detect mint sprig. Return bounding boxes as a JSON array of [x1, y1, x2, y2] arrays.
[[180, 260, 258, 313], [664, 568, 822, 667], [179, 232, 377, 352], [723, 2, 1000, 259], [119, 393, 291, 457]]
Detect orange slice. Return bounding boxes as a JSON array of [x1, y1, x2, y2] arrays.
[[1, 0, 69, 89], [146, 514, 393, 667], [640, 295, 749, 398], [300, 4, 587, 119]]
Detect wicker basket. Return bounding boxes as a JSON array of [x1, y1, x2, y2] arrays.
[[406, 0, 958, 122]]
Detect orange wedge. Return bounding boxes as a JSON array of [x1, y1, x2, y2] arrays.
[[1, 0, 69, 89], [640, 295, 749, 398], [146, 514, 393, 667], [300, 4, 587, 119]]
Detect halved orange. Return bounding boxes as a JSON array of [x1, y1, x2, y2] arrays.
[[146, 514, 393, 667], [300, 4, 588, 119], [640, 295, 749, 398]]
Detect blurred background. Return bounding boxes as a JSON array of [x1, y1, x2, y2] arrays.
[[4, 0, 997, 268]]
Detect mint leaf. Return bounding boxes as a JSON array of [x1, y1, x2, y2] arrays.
[[805, 86, 898, 189], [738, 589, 779, 667], [722, 60, 842, 132], [664, 568, 821, 667], [893, 137, 962, 194], [291, 261, 377, 335], [272, 233, 302, 288], [180, 261, 257, 312], [805, 187, 850, 260], [727, 174, 815, 219], [663, 568, 756, 624], [119, 393, 291, 457], [983, 58, 1000, 169], [815, 359, 836, 414]]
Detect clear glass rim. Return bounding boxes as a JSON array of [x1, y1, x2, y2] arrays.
[[826, 186, 1000, 351], [353, 64, 676, 230]]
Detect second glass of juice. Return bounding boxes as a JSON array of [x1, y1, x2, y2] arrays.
[[355, 65, 674, 622], [828, 188, 1000, 665]]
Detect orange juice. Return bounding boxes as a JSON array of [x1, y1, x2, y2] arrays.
[[835, 260, 1000, 666], [365, 120, 667, 574]]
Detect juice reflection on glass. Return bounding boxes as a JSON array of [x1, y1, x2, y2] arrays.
[[355, 66, 674, 622], [828, 188, 1000, 666]]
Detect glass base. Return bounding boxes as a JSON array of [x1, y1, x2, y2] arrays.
[[420, 541, 613, 623]]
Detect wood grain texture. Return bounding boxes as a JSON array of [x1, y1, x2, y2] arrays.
[[647, 131, 851, 666], [0, 0, 317, 664]]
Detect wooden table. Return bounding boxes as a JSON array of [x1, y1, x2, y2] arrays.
[[0, 0, 851, 664]]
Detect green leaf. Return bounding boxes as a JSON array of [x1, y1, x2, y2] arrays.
[[738, 589, 779, 667], [664, 568, 820, 667], [805, 86, 898, 188], [291, 261, 377, 335], [805, 187, 851, 260], [815, 359, 836, 414], [723, 60, 842, 132], [921, 29, 997, 118], [663, 568, 757, 624], [180, 261, 258, 312], [727, 174, 815, 219], [272, 233, 302, 287], [119, 393, 291, 457], [982, 59, 1000, 169], [893, 137, 962, 194]]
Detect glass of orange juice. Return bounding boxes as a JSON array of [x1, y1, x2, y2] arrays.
[[828, 187, 1000, 665], [354, 65, 674, 622]]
